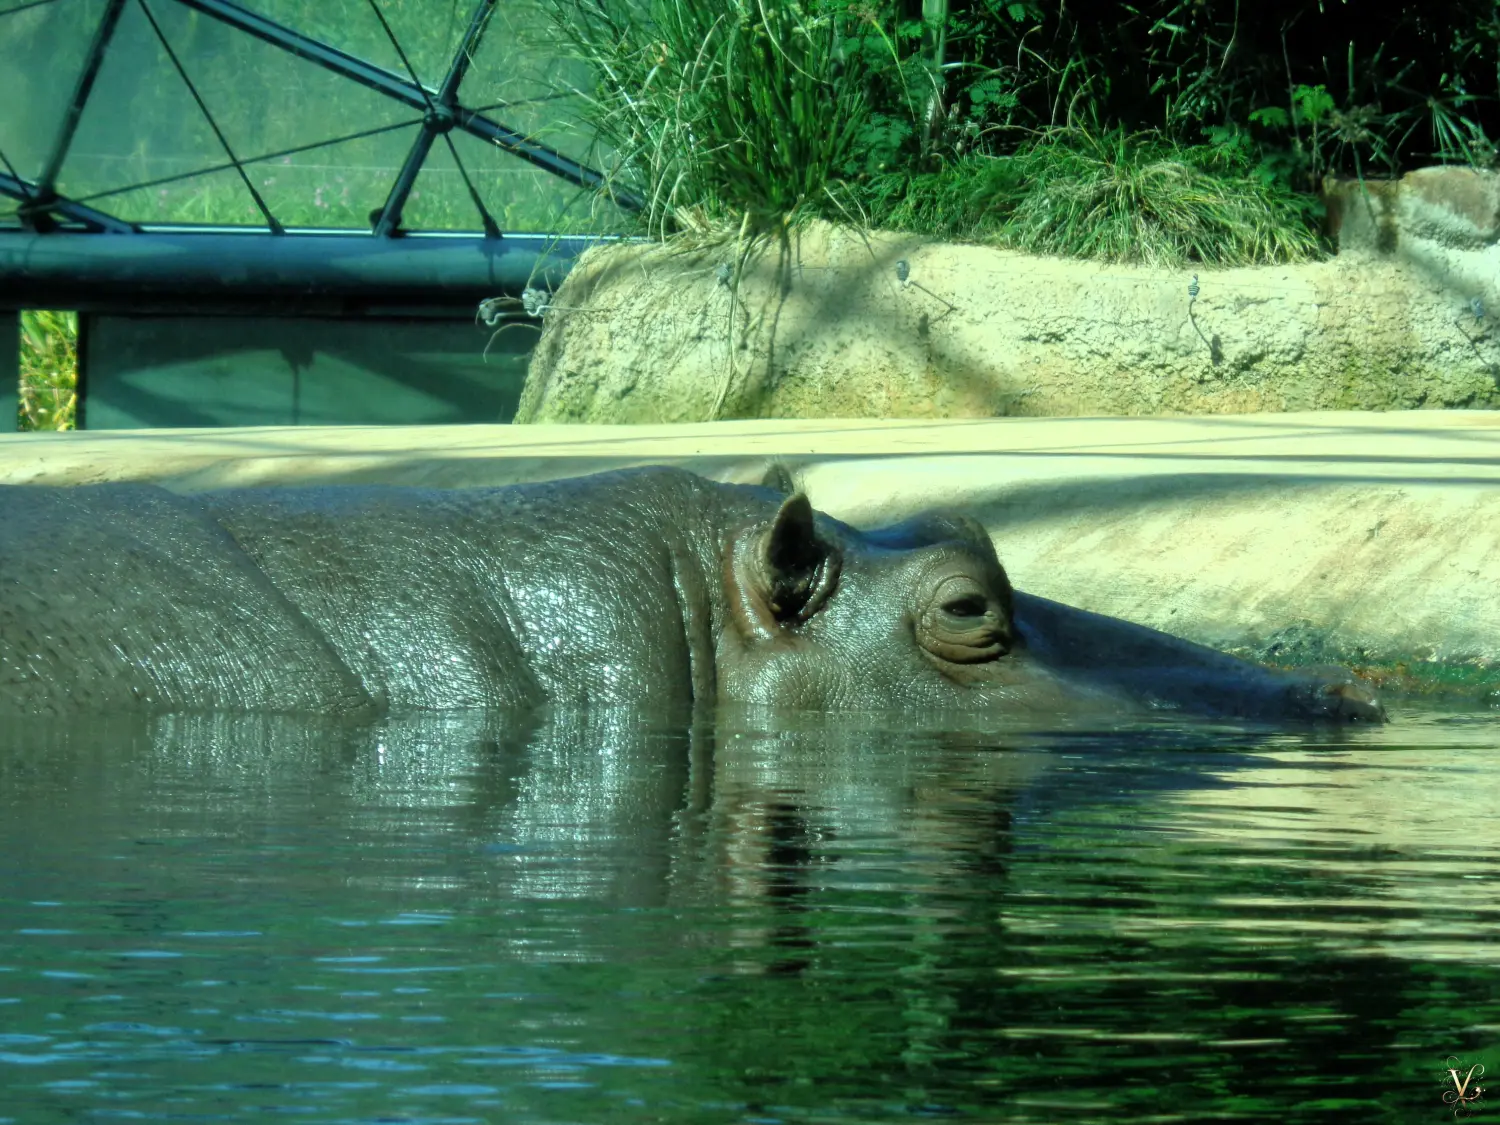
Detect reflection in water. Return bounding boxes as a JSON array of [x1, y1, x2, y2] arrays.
[[0, 708, 1498, 1123]]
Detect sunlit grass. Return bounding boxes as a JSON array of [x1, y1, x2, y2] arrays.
[[18, 311, 78, 432], [864, 129, 1322, 267], [542, 1, 1324, 266], [542, 0, 880, 240], [999, 130, 1323, 266]]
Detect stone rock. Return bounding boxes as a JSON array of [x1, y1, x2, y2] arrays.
[[1325, 167, 1500, 352], [1330, 165, 1500, 250], [517, 180, 1500, 423]]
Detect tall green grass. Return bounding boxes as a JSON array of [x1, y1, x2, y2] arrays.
[[865, 131, 1321, 267], [542, 0, 881, 238], [540, 0, 1330, 263], [543, 0, 1496, 262], [18, 311, 78, 432]]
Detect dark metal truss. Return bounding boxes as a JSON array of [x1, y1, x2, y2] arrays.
[[0, 0, 640, 238], [0, 172, 137, 233]]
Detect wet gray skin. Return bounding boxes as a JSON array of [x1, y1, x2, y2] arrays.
[[0, 467, 1382, 721]]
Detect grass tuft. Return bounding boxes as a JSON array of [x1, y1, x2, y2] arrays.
[[865, 129, 1323, 267], [1000, 130, 1323, 267], [19, 311, 79, 432], [543, 0, 880, 239], [546, 2, 1326, 265]]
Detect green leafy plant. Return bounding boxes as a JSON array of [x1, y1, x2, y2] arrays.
[[1396, 89, 1498, 169], [867, 128, 1320, 266], [18, 311, 78, 432], [1249, 80, 1392, 191], [1000, 129, 1322, 266], [543, 0, 891, 237]]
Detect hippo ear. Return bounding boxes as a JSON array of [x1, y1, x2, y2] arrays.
[[727, 494, 842, 640]]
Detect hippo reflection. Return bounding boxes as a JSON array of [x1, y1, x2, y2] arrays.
[[0, 467, 1381, 721]]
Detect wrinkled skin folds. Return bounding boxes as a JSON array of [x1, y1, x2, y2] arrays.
[[0, 468, 1383, 722]]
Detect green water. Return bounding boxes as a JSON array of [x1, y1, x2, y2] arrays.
[[2, 708, 1499, 1123]]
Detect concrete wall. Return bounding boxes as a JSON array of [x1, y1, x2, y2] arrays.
[[518, 172, 1500, 423]]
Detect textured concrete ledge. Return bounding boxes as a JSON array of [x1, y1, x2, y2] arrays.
[[517, 218, 1500, 423], [3, 410, 1497, 697]]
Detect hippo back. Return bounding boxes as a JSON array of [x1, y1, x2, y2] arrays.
[[0, 484, 370, 714], [198, 469, 750, 710]]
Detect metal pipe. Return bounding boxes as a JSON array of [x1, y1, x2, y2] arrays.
[[1, 308, 18, 434], [0, 173, 136, 232], [371, 127, 438, 238], [0, 229, 611, 313], [365, 0, 497, 237], [28, 0, 129, 220], [170, 0, 638, 208], [437, 0, 496, 104]]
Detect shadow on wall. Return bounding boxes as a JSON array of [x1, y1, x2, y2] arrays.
[[518, 199, 1500, 423], [81, 315, 533, 429]]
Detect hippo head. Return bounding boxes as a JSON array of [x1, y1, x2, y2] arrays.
[[716, 492, 1080, 711], [713, 486, 1386, 722]]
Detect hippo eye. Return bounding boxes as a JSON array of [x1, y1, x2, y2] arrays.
[[941, 594, 988, 619], [919, 574, 1012, 666]]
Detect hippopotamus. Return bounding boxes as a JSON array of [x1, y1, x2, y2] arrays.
[[0, 467, 1382, 721]]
